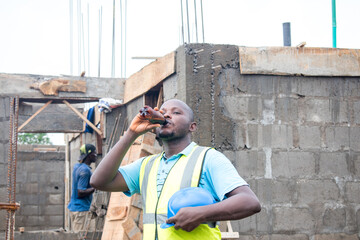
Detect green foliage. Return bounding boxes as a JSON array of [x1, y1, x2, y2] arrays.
[[18, 133, 52, 145]]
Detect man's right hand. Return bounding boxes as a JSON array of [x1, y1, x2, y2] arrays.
[[129, 113, 161, 135]]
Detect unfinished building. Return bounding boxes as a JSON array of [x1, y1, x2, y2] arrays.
[[1, 43, 360, 240]]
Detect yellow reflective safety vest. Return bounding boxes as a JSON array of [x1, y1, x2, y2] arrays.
[[139, 145, 221, 240]]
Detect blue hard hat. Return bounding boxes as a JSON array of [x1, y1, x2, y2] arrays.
[[160, 187, 216, 229]]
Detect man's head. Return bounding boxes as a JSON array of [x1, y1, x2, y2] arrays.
[[156, 99, 196, 141], [79, 144, 97, 164]]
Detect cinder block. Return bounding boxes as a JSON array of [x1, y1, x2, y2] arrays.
[[319, 152, 349, 177], [268, 234, 309, 240], [0, 97, 10, 118], [325, 127, 350, 151], [323, 207, 346, 230], [313, 233, 359, 240], [44, 205, 63, 215], [352, 153, 360, 178], [48, 194, 63, 205], [0, 120, 10, 141], [21, 205, 39, 216], [353, 101, 360, 124], [236, 212, 258, 233], [345, 182, 360, 203], [272, 151, 316, 178], [234, 150, 265, 179], [247, 124, 259, 149], [24, 183, 39, 194], [257, 179, 295, 204], [39, 152, 65, 161], [349, 128, 360, 151], [44, 184, 64, 194], [232, 122, 246, 150], [273, 207, 314, 232], [241, 204, 269, 233], [27, 216, 45, 227], [260, 99, 275, 126], [305, 99, 331, 123], [0, 164, 7, 191], [26, 194, 46, 205], [271, 125, 293, 149], [45, 215, 63, 227], [220, 95, 249, 121], [275, 97, 299, 124], [297, 180, 340, 205], [298, 126, 321, 149]]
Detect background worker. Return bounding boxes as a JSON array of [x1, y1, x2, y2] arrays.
[[91, 99, 261, 239], [68, 144, 97, 233]]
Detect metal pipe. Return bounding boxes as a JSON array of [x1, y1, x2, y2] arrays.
[[77, 0, 81, 74], [124, 0, 127, 77], [87, 3, 90, 76], [81, 13, 86, 73], [120, 0, 123, 78], [180, 0, 185, 44], [98, 6, 102, 77], [200, 0, 204, 42], [111, 0, 116, 77], [282, 22, 291, 46], [332, 0, 337, 48], [69, 0, 73, 75], [185, 0, 190, 43], [194, 0, 198, 43]]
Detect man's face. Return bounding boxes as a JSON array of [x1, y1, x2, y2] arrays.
[[88, 151, 97, 163], [156, 100, 195, 141]]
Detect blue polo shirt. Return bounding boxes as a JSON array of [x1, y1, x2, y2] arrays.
[[119, 142, 248, 202], [68, 163, 93, 212]]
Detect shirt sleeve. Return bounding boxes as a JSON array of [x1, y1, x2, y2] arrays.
[[200, 148, 248, 201], [118, 157, 144, 196], [77, 169, 91, 190]]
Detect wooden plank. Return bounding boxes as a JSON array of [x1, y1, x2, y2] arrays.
[[18, 100, 52, 131], [124, 51, 176, 103], [63, 100, 103, 136], [30, 79, 86, 96], [239, 46, 360, 76]]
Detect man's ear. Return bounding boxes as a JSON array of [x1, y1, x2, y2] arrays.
[[189, 122, 197, 132]]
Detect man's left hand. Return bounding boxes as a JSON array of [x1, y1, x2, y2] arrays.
[[166, 207, 204, 232]]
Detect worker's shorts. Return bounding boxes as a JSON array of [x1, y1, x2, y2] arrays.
[[70, 211, 95, 233]]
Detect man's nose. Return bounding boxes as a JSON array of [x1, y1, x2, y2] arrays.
[[163, 112, 171, 119]]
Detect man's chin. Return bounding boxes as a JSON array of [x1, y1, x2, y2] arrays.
[[158, 132, 174, 140]]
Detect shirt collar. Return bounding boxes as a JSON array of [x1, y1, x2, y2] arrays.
[[163, 141, 197, 160]]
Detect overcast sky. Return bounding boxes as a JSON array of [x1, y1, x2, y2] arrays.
[[1, 0, 359, 79], [1, 0, 359, 144]]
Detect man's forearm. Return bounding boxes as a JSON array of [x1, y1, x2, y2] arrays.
[[90, 130, 139, 190], [78, 188, 95, 198], [201, 188, 261, 222]]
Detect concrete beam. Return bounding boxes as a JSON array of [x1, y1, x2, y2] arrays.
[[0, 73, 125, 101], [239, 46, 360, 76]]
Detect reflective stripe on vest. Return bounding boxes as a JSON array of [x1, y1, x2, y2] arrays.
[[139, 145, 221, 240]]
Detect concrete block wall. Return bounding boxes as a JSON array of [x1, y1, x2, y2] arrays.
[[172, 44, 360, 239], [15, 145, 65, 231], [0, 97, 10, 231]]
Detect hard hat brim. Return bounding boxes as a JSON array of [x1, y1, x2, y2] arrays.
[[160, 222, 174, 229]]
